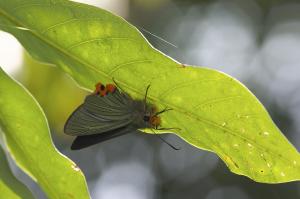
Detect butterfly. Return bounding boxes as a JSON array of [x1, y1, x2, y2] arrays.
[[64, 81, 176, 150]]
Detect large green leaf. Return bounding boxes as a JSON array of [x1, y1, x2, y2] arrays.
[[0, 68, 90, 199], [0, 145, 34, 199], [0, 0, 299, 183]]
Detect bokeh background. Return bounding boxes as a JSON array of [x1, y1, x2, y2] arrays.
[[1, 0, 300, 198]]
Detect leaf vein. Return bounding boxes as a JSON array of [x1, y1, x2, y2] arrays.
[[108, 60, 153, 76], [158, 78, 224, 99], [192, 95, 245, 110], [67, 37, 138, 51]]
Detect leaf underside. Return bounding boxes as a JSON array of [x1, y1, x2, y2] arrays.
[[0, 0, 299, 183]]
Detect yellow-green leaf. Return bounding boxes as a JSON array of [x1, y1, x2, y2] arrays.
[[0, 145, 34, 199], [0, 68, 90, 199], [0, 0, 299, 183]]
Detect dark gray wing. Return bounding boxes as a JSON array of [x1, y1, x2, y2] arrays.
[[64, 90, 136, 136], [71, 126, 138, 150]]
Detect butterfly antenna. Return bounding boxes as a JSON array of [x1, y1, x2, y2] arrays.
[[144, 84, 151, 112], [151, 129, 180, 150], [154, 107, 173, 117]]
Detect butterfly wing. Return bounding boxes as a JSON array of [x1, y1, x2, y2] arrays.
[[64, 90, 136, 136], [71, 126, 138, 150]]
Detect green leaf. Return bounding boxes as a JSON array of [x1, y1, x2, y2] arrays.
[[0, 145, 34, 199], [0, 0, 299, 183], [0, 68, 90, 199]]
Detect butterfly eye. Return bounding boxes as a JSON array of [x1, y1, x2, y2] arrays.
[[143, 115, 150, 122]]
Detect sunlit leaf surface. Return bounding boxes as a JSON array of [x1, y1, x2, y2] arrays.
[[0, 68, 90, 199], [0, 0, 299, 183], [0, 145, 34, 199]]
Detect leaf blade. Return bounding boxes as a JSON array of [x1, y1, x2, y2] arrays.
[[0, 0, 299, 183], [0, 68, 90, 199], [0, 145, 34, 199]]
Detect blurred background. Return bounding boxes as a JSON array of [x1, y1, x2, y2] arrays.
[[1, 0, 300, 198]]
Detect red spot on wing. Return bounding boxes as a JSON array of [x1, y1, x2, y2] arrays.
[[106, 84, 116, 93], [94, 82, 117, 96], [94, 82, 107, 96]]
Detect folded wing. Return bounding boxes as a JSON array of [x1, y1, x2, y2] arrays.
[[64, 91, 135, 136]]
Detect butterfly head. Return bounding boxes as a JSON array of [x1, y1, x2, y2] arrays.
[[142, 106, 162, 129]]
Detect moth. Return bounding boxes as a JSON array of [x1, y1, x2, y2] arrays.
[[64, 82, 175, 150]]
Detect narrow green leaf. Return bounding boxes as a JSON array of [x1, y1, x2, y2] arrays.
[[0, 68, 90, 199], [0, 145, 34, 199], [0, 0, 299, 183]]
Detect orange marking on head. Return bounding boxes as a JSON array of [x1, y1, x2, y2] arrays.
[[150, 115, 161, 128]]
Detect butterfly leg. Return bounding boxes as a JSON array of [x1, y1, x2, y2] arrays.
[[150, 128, 180, 150]]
